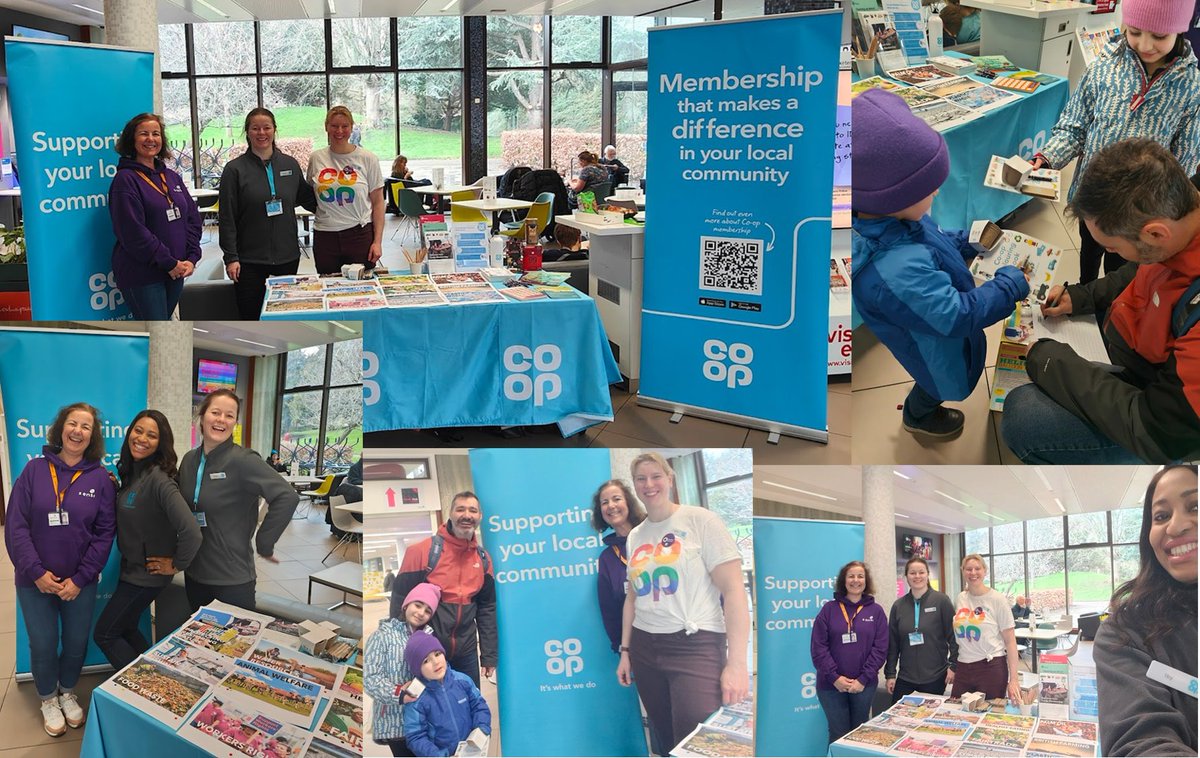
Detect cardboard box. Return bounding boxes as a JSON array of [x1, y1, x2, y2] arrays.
[[1002, 156, 1033, 187], [969, 220, 1003, 252]]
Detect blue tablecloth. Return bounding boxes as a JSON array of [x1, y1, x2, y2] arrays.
[[929, 75, 1070, 231], [266, 294, 621, 435]]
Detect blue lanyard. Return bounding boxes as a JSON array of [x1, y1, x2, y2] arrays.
[[914, 597, 921, 628], [266, 161, 277, 199], [192, 452, 206, 507]]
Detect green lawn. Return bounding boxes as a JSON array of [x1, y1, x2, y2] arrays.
[[1028, 571, 1112, 601], [198, 105, 501, 159]]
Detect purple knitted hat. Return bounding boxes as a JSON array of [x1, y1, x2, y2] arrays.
[[404, 631, 445, 679], [852, 89, 949, 216], [1122, 0, 1192, 34]]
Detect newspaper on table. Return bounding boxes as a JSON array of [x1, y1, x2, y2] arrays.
[[145, 636, 237, 686], [672, 723, 754, 757], [909, 98, 980, 132], [106, 655, 212, 728], [945, 85, 1019, 113], [179, 691, 314, 758], [176, 602, 272, 659]]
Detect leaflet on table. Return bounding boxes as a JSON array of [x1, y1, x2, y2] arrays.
[[500, 285, 548, 301], [970, 230, 1063, 302], [217, 658, 325, 727], [316, 694, 363, 751], [1010, 70, 1058, 86], [893, 86, 944, 109], [305, 735, 360, 758], [264, 297, 327, 314], [439, 283, 506, 304], [880, 0, 928, 61], [451, 221, 488, 270], [984, 155, 1063, 201], [851, 75, 905, 97], [928, 55, 976, 75], [146, 636, 237, 686], [991, 76, 1040, 93], [177, 603, 272, 659], [326, 293, 388, 311], [954, 743, 1022, 757], [913, 719, 974, 740], [422, 216, 455, 275], [887, 64, 954, 85], [970, 55, 1018, 76], [178, 690, 315, 758], [918, 76, 983, 99], [892, 733, 961, 757], [105, 655, 213, 728], [321, 280, 379, 294], [705, 704, 754, 737], [384, 283, 449, 307], [671, 722, 754, 757], [945, 85, 1019, 113], [910, 99, 980, 132], [265, 275, 323, 292], [338, 667, 363, 705], [842, 723, 908, 751], [853, 11, 902, 55], [246, 639, 346, 694]]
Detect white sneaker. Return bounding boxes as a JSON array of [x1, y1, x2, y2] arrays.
[[40, 699, 66, 737], [58, 693, 84, 728]]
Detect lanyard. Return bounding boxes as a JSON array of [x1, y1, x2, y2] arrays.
[[839, 600, 864, 633], [192, 452, 206, 508], [135, 170, 175, 208], [914, 596, 922, 628], [265, 161, 277, 199], [48, 463, 82, 513], [611, 545, 628, 566]]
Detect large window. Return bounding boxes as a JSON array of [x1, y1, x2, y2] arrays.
[[962, 510, 1139, 617], [278, 340, 363, 475]]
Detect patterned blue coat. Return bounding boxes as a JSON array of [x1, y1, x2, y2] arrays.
[[364, 619, 434, 741], [1039, 36, 1200, 199]]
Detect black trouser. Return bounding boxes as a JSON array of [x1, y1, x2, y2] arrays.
[[184, 576, 257, 614], [890, 672, 948, 704], [93, 580, 163, 670], [387, 738, 414, 756], [234, 258, 299, 320], [448, 643, 482, 689], [1078, 218, 1124, 284]]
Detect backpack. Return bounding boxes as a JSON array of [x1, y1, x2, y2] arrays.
[[1171, 278, 1200, 339], [426, 534, 491, 575]]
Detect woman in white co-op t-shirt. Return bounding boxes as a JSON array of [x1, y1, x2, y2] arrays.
[[950, 553, 1021, 703], [615, 452, 750, 752]]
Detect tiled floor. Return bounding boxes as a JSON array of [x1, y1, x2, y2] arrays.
[[851, 161, 1087, 464], [0, 506, 357, 754]]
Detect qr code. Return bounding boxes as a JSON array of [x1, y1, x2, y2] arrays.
[[699, 236, 763, 296]]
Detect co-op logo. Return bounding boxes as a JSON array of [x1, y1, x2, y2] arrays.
[[504, 344, 562, 406], [703, 339, 753, 388], [1018, 130, 1048, 161], [545, 638, 583, 678], [89, 272, 125, 312], [362, 350, 380, 406]]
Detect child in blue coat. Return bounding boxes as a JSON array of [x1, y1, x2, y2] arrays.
[[852, 89, 1029, 438], [402, 633, 492, 757]]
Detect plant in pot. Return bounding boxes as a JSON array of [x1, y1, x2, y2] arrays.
[[0, 226, 27, 285]]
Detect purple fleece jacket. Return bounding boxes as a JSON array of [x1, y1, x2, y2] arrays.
[[108, 157, 201, 288], [4, 447, 116, 589], [597, 532, 628, 652], [810, 593, 890, 691]]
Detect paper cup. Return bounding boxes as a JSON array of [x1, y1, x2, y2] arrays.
[[409, 261, 428, 275], [1018, 703, 1032, 716], [854, 57, 877, 79]]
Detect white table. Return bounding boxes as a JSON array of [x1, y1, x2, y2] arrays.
[[334, 501, 364, 515], [554, 213, 645, 391], [188, 187, 219, 199], [606, 194, 646, 209], [453, 197, 533, 227], [970, 0, 1094, 79], [308, 561, 363, 610], [412, 185, 479, 197], [1014, 625, 1069, 673]]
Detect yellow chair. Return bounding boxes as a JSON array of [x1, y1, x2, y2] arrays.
[[449, 189, 487, 224], [301, 474, 335, 504], [500, 199, 551, 239]]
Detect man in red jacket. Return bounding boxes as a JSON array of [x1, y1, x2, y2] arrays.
[[1002, 138, 1200, 462], [391, 491, 497, 687]]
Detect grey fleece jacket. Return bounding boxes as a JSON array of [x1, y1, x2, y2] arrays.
[[115, 465, 203, 587], [1096, 612, 1198, 756], [885, 588, 958, 683], [178, 439, 299, 585]]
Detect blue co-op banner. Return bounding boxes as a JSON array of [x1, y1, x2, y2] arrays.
[[754, 516, 864, 756], [6, 38, 154, 319], [640, 12, 839, 441], [0, 328, 150, 674], [470, 449, 648, 757]]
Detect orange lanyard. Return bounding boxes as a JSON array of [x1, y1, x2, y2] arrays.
[[135, 171, 175, 208], [611, 545, 628, 566], [839, 600, 864, 634], [48, 463, 82, 513]]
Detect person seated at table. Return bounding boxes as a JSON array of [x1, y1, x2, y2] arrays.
[[1011, 595, 1031, 621], [1095, 464, 1197, 756], [599, 145, 630, 187], [1030, 0, 1200, 283], [939, 0, 980, 45], [852, 89, 1029, 439], [1001, 140, 1200, 463], [567, 151, 608, 209], [267, 450, 287, 473], [401, 633, 492, 758], [386, 155, 433, 215]]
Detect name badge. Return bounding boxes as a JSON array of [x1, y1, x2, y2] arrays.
[[48, 512, 68, 527], [195, 512, 208, 527], [909, 631, 925, 646], [1147, 660, 1198, 698], [925, 607, 937, 612], [209, 472, 226, 480], [280, 170, 293, 177], [841, 632, 857, 645], [265, 199, 283, 217], [166, 206, 180, 222]]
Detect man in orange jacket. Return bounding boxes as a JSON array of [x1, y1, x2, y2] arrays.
[[1002, 138, 1200, 462], [391, 491, 497, 687]]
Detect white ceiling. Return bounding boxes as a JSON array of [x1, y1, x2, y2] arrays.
[[755, 466, 1158, 535], [16, 0, 765, 27], [73, 319, 362, 356]]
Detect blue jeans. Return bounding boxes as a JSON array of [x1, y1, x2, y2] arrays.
[[1001, 383, 1146, 464], [903, 382, 941, 423], [93, 581, 162, 670], [817, 686, 877, 745], [121, 277, 184, 320], [16, 583, 99, 699]]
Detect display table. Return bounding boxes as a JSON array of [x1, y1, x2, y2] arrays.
[[554, 214, 645, 390], [970, 0, 1094, 78], [453, 197, 533, 225], [1014, 625, 1068, 673]]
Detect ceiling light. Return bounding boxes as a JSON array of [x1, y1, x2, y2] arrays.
[[761, 480, 837, 501], [934, 489, 971, 508], [928, 521, 956, 530], [1034, 467, 1053, 491], [894, 512, 909, 519], [1054, 497, 1065, 513], [192, 327, 209, 334], [893, 470, 912, 480], [71, 4, 104, 15], [327, 0, 337, 13], [441, 0, 458, 10], [193, 0, 230, 18], [328, 320, 357, 334], [980, 511, 1003, 520], [235, 337, 275, 349]]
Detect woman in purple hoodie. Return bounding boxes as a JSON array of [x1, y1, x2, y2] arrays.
[[4, 402, 116, 738], [108, 113, 202, 319], [589, 479, 646, 653], [810, 560, 889, 746]]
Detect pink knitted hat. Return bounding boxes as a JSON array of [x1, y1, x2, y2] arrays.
[[1122, 0, 1193, 34], [402, 582, 442, 614]]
